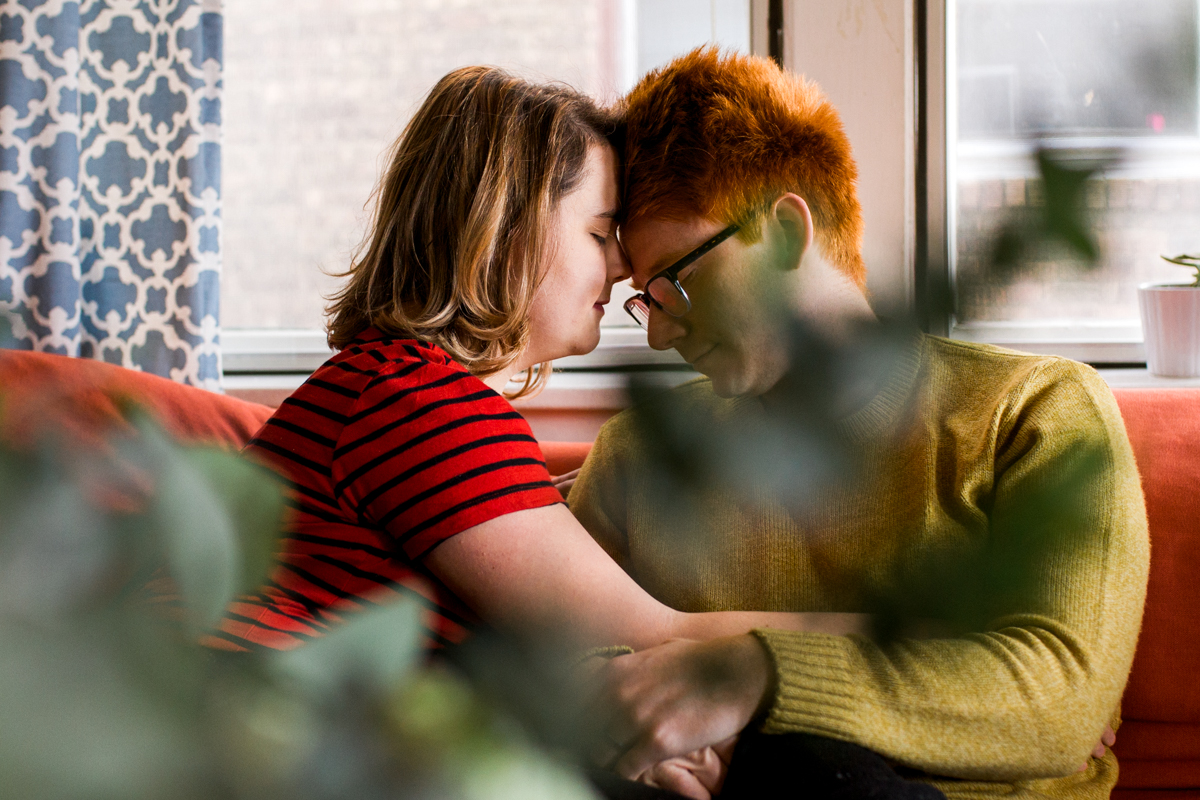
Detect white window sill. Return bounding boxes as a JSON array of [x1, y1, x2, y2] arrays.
[[223, 366, 703, 409], [957, 136, 1200, 181], [1095, 368, 1200, 389], [221, 326, 685, 374], [950, 320, 1146, 363], [221, 327, 1199, 409], [224, 367, 1198, 435], [221, 329, 331, 373]]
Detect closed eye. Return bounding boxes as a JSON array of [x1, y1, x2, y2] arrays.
[[591, 233, 609, 247]]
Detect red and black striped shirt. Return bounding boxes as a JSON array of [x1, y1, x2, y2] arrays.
[[209, 329, 563, 652]]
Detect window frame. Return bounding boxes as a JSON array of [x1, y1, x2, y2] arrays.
[[222, 0, 767, 378], [224, 0, 1189, 382], [933, 0, 1200, 365], [220, 326, 689, 376]]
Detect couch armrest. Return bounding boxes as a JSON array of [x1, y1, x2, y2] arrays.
[[0, 350, 274, 451]]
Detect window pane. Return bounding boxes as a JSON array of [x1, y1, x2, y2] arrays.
[[222, 0, 752, 333], [952, 0, 1200, 333], [955, 169, 1200, 323], [221, 0, 623, 331], [958, 0, 1198, 139]]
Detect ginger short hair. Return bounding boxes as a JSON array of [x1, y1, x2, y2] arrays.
[[326, 66, 618, 397], [622, 47, 865, 286]]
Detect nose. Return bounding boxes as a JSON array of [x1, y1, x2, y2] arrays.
[[645, 303, 687, 351], [607, 237, 633, 284]]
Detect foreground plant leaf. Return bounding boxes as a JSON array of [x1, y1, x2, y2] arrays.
[[271, 597, 424, 697], [0, 421, 600, 800], [127, 415, 283, 633], [991, 146, 1116, 272], [133, 420, 242, 633], [182, 447, 283, 598]]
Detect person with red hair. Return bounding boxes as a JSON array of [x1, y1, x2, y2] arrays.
[[570, 47, 1143, 800]]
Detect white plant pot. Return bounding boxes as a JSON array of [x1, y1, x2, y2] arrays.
[[1138, 283, 1200, 377]]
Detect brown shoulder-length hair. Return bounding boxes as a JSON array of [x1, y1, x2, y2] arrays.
[[327, 66, 619, 397]]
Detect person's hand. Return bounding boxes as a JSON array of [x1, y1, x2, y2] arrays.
[[596, 635, 773, 781], [637, 737, 737, 800], [1078, 725, 1116, 771], [551, 468, 580, 500]]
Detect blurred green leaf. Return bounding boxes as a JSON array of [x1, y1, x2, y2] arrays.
[[869, 446, 1105, 638], [1037, 149, 1102, 262], [271, 597, 423, 697], [459, 749, 599, 800], [182, 448, 284, 595], [626, 318, 916, 535], [442, 631, 592, 758], [124, 414, 283, 633], [388, 669, 600, 800], [0, 450, 118, 621], [0, 419, 596, 800], [0, 623, 209, 800], [134, 419, 242, 633], [991, 146, 1116, 272]]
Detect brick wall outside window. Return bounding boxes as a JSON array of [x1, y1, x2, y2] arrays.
[[955, 175, 1200, 324], [220, 0, 618, 331]]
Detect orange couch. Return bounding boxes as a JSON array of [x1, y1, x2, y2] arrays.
[[0, 349, 1196, 796], [1108, 389, 1200, 799]]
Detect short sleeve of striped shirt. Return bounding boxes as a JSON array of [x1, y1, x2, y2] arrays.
[[329, 346, 562, 559], [207, 335, 563, 653]]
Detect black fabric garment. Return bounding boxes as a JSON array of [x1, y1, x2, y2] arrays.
[[721, 730, 947, 800], [588, 732, 948, 800]]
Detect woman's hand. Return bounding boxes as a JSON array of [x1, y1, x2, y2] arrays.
[[1078, 725, 1116, 771], [552, 468, 580, 500], [596, 635, 773, 781], [636, 737, 738, 800]]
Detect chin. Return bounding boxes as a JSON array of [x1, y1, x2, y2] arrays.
[[708, 365, 779, 399], [566, 328, 602, 358], [703, 367, 746, 398], [694, 350, 750, 398]]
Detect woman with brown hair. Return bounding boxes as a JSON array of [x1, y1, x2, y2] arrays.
[[213, 65, 869, 800]]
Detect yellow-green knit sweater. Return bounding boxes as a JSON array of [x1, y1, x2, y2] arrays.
[[569, 335, 1149, 800]]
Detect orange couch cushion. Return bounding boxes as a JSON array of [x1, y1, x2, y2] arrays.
[[0, 350, 597, 473], [1113, 791, 1200, 800], [3, 354, 1197, 781], [1117, 720, 1200, 761], [538, 440, 591, 477], [0, 350, 274, 450], [1111, 389, 1200, 787]]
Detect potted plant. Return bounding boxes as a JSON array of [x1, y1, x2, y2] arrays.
[[1139, 255, 1200, 377]]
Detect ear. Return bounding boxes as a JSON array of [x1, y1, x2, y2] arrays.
[[769, 193, 814, 272]]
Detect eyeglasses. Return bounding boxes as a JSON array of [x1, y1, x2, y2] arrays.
[[623, 224, 741, 329]]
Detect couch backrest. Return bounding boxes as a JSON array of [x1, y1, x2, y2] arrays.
[[2, 351, 1196, 748], [540, 441, 592, 476], [1112, 388, 1200, 726], [0, 350, 274, 450]]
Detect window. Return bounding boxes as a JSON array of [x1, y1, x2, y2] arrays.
[[948, 0, 1200, 361], [220, 0, 756, 374]]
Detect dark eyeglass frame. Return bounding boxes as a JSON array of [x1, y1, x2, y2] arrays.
[[623, 223, 741, 328]]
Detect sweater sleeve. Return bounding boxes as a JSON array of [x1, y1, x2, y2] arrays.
[[752, 361, 1150, 780], [568, 412, 635, 570]]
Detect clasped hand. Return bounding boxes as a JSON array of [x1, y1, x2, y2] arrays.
[[588, 635, 771, 799], [587, 634, 1119, 799]]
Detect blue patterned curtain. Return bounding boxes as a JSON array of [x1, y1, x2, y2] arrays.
[[0, 0, 222, 389]]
